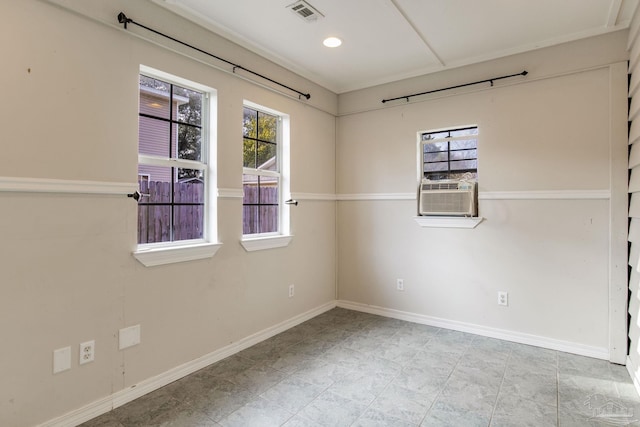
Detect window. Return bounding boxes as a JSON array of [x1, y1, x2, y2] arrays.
[[240, 102, 292, 250], [422, 126, 478, 180], [134, 67, 220, 266]]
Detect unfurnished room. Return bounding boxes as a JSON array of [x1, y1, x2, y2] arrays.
[[3, 0, 640, 426]]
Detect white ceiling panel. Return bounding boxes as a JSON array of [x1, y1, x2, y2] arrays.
[[154, 0, 638, 93]]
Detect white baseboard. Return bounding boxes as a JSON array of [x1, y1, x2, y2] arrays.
[[38, 301, 337, 427], [337, 300, 610, 360], [627, 356, 640, 398]]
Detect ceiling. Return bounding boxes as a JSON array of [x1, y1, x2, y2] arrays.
[[154, 0, 638, 94]]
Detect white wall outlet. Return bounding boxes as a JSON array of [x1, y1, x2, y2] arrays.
[[288, 284, 295, 298], [79, 340, 95, 365], [53, 346, 71, 374], [498, 291, 508, 306], [397, 278, 404, 291], [119, 325, 141, 350]]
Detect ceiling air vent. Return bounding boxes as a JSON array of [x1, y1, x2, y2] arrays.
[[287, 0, 324, 22]]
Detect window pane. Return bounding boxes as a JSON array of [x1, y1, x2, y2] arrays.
[[175, 123, 202, 161], [424, 162, 448, 172], [450, 139, 477, 150], [257, 141, 277, 169], [450, 128, 478, 138], [423, 131, 449, 141], [259, 205, 278, 233], [450, 149, 477, 161], [243, 138, 257, 168], [424, 152, 448, 163], [243, 206, 258, 234], [138, 165, 172, 204], [138, 205, 171, 244], [243, 174, 259, 204], [424, 142, 448, 153], [259, 177, 279, 204], [139, 75, 171, 119], [176, 169, 204, 202], [243, 107, 257, 138], [257, 112, 277, 143], [174, 86, 202, 126], [451, 159, 477, 171], [173, 205, 203, 240], [139, 116, 170, 157]]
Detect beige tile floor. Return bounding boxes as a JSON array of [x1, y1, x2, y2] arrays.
[[81, 308, 640, 426]]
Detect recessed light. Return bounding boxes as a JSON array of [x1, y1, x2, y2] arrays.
[[323, 37, 342, 48]]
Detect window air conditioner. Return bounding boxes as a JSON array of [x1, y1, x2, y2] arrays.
[[418, 179, 477, 216]]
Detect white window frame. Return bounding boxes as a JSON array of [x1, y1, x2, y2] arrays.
[[133, 65, 221, 266], [414, 125, 483, 229], [240, 101, 292, 251]]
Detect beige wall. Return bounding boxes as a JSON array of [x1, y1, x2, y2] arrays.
[[336, 32, 629, 356], [0, 1, 336, 426]]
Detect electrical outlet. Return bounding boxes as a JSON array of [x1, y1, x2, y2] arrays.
[[498, 291, 508, 306], [79, 340, 95, 365], [397, 278, 404, 291], [288, 284, 295, 298]]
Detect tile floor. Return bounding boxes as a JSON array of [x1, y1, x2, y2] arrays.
[[81, 308, 640, 426]]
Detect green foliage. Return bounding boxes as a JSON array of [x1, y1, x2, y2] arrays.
[[243, 109, 277, 170]]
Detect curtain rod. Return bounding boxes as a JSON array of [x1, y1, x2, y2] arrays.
[[117, 12, 311, 100], [381, 70, 528, 104]]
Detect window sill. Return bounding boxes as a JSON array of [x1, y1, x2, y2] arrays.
[[133, 242, 222, 267], [240, 235, 293, 252], [414, 216, 484, 229]]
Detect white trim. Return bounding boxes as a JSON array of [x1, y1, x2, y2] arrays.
[[627, 356, 640, 398], [36, 301, 337, 427], [291, 192, 337, 201], [337, 300, 610, 360], [414, 216, 484, 229], [240, 234, 293, 252], [217, 188, 244, 198], [478, 190, 611, 200], [336, 193, 416, 201], [0, 176, 136, 195], [133, 242, 222, 267]]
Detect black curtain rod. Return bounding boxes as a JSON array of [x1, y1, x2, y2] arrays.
[[117, 12, 311, 100], [381, 70, 528, 104]]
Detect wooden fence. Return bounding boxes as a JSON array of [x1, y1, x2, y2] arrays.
[[242, 184, 278, 234], [137, 181, 280, 242], [138, 180, 204, 244]]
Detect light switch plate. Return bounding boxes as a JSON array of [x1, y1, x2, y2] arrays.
[[53, 346, 71, 374]]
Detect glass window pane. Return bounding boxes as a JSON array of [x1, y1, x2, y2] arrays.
[[139, 75, 171, 119], [450, 139, 477, 150], [259, 177, 279, 204], [176, 169, 204, 203], [258, 112, 277, 143], [243, 107, 257, 138], [450, 149, 477, 161], [138, 165, 172, 204], [423, 131, 449, 141], [424, 142, 448, 153], [138, 205, 171, 244], [174, 86, 202, 126], [424, 152, 448, 163], [259, 206, 278, 233], [173, 205, 203, 240], [424, 162, 448, 172], [243, 174, 259, 204], [451, 159, 477, 171], [175, 123, 202, 161], [257, 142, 277, 169], [243, 205, 258, 234], [139, 116, 170, 157], [243, 138, 257, 168], [450, 128, 478, 138]]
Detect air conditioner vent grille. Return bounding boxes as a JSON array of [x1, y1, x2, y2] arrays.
[[418, 180, 477, 216], [287, 0, 324, 22]]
